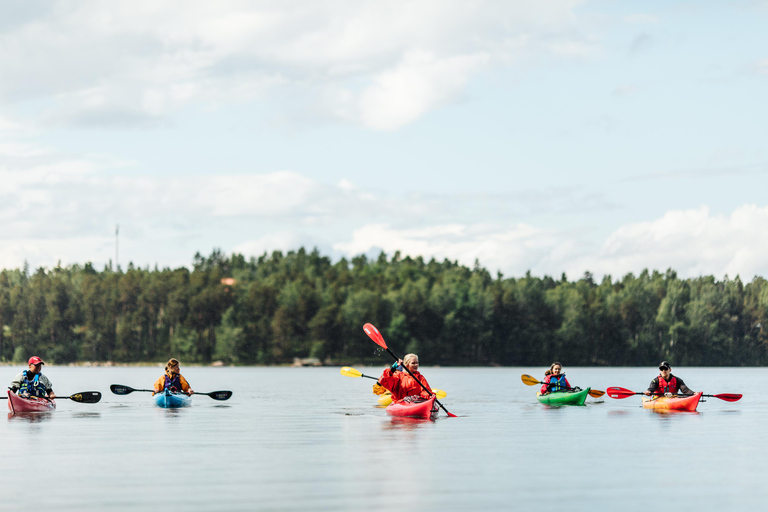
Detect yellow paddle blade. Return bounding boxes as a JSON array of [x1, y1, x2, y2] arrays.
[[340, 366, 362, 378], [433, 389, 447, 399], [521, 374, 541, 386], [589, 389, 605, 398]]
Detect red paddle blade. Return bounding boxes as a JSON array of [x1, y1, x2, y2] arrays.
[[363, 323, 387, 349], [713, 393, 742, 402], [606, 386, 637, 399]]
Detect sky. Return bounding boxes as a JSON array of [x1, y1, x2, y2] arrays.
[[1, 0, 767, 281]]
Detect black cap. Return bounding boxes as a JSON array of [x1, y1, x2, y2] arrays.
[[659, 361, 671, 370]]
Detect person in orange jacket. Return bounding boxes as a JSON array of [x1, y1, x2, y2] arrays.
[[378, 353, 433, 402], [153, 358, 194, 395]]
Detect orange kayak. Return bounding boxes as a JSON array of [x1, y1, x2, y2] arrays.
[[642, 392, 702, 412], [7, 390, 56, 413]]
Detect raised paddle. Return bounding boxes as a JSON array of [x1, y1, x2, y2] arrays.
[[606, 386, 742, 402], [340, 367, 448, 398], [521, 374, 605, 398], [363, 323, 457, 418], [1, 391, 102, 403], [110, 384, 233, 401]]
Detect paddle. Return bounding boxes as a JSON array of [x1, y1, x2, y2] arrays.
[[340, 367, 448, 398], [110, 384, 233, 401], [606, 386, 742, 402], [363, 323, 457, 418], [1, 391, 101, 403], [521, 374, 605, 398]]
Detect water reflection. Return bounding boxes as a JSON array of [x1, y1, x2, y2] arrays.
[[7, 412, 54, 423], [382, 417, 436, 430], [71, 411, 102, 419]]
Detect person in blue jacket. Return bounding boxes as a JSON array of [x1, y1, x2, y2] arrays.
[[540, 362, 576, 394]]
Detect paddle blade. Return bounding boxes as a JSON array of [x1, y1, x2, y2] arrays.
[[589, 389, 605, 398], [68, 391, 102, 403], [340, 366, 362, 378], [110, 384, 134, 395], [204, 391, 233, 401], [433, 389, 447, 399], [606, 387, 637, 399], [521, 374, 541, 386], [363, 323, 387, 349], [713, 393, 742, 402]]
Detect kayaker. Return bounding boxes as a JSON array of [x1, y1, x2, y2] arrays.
[[378, 353, 433, 402], [9, 356, 56, 399], [540, 362, 575, 395], [644, 361, 695, 397], [153, 358, 194, 395]]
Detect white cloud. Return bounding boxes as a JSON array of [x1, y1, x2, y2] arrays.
[[330, 206, 768, 280], [0, 0, 591, 130], [564, 205, 768, 279]]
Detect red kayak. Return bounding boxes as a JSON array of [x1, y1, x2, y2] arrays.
[[7, 390, 56, 413], [386, 396, 438, 419], [642, 392, 702, 412]]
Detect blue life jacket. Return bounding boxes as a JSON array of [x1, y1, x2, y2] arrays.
[[164, 374, 183, 392], [19, 370, 47, 397], [548, 374, 568, 392]]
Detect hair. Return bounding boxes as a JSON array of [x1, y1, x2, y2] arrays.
[[403, 354, 419, 365], [165, 358, 180, 374]]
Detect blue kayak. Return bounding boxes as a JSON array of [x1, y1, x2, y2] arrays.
[[154, 389, 192, 408]]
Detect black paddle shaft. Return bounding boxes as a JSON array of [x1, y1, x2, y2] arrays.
[[384, 347, 455, 417]]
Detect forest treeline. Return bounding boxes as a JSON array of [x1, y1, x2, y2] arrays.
[[0, 248, 767, 366]]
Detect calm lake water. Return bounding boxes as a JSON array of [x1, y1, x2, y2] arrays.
[[0, 365, 761, 511]]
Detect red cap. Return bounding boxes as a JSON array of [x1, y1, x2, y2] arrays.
[[28, 356, 45, 365]]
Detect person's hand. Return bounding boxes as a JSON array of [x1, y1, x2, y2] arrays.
[[188, 390, 194, 395], [643, 390, 651, 396]]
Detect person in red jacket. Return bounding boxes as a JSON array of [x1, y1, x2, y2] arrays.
[[540, 362, 573, 395], [378, 353, 433, 402], [644, 361, 695, 396]]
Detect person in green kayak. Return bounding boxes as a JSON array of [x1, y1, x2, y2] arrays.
[[540, 362, 579, 394], [153, 358, 194, 395], [9, 356, 55, 399], [644, 361, 695, 397]]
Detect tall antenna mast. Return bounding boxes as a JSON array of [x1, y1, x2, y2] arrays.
[[115, 224, 119, 271]]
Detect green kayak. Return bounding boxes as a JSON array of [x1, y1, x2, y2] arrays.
[[536, 387, 590, 406]]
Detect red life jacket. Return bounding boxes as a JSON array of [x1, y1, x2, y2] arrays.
[[657, 375, 679, 394]]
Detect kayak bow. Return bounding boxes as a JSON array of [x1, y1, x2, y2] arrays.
[[386, 396, 439, 419], [536, 387, 591, 406], [154, 389, 192, 409], [7, 390, 56, 413], [642, 391, 703, 412]]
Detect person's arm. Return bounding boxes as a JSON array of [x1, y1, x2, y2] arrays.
[[9, 373, 22, 393], [153, 376, 164, 394], [418, 375, 432, 398], [41, 375, 55, 398], [644, 378, 658, 396], [378, 366, 401, 394], [540, 376, 550, 394], [676, 377, 694, 395], [180, 375, 193, 395]]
